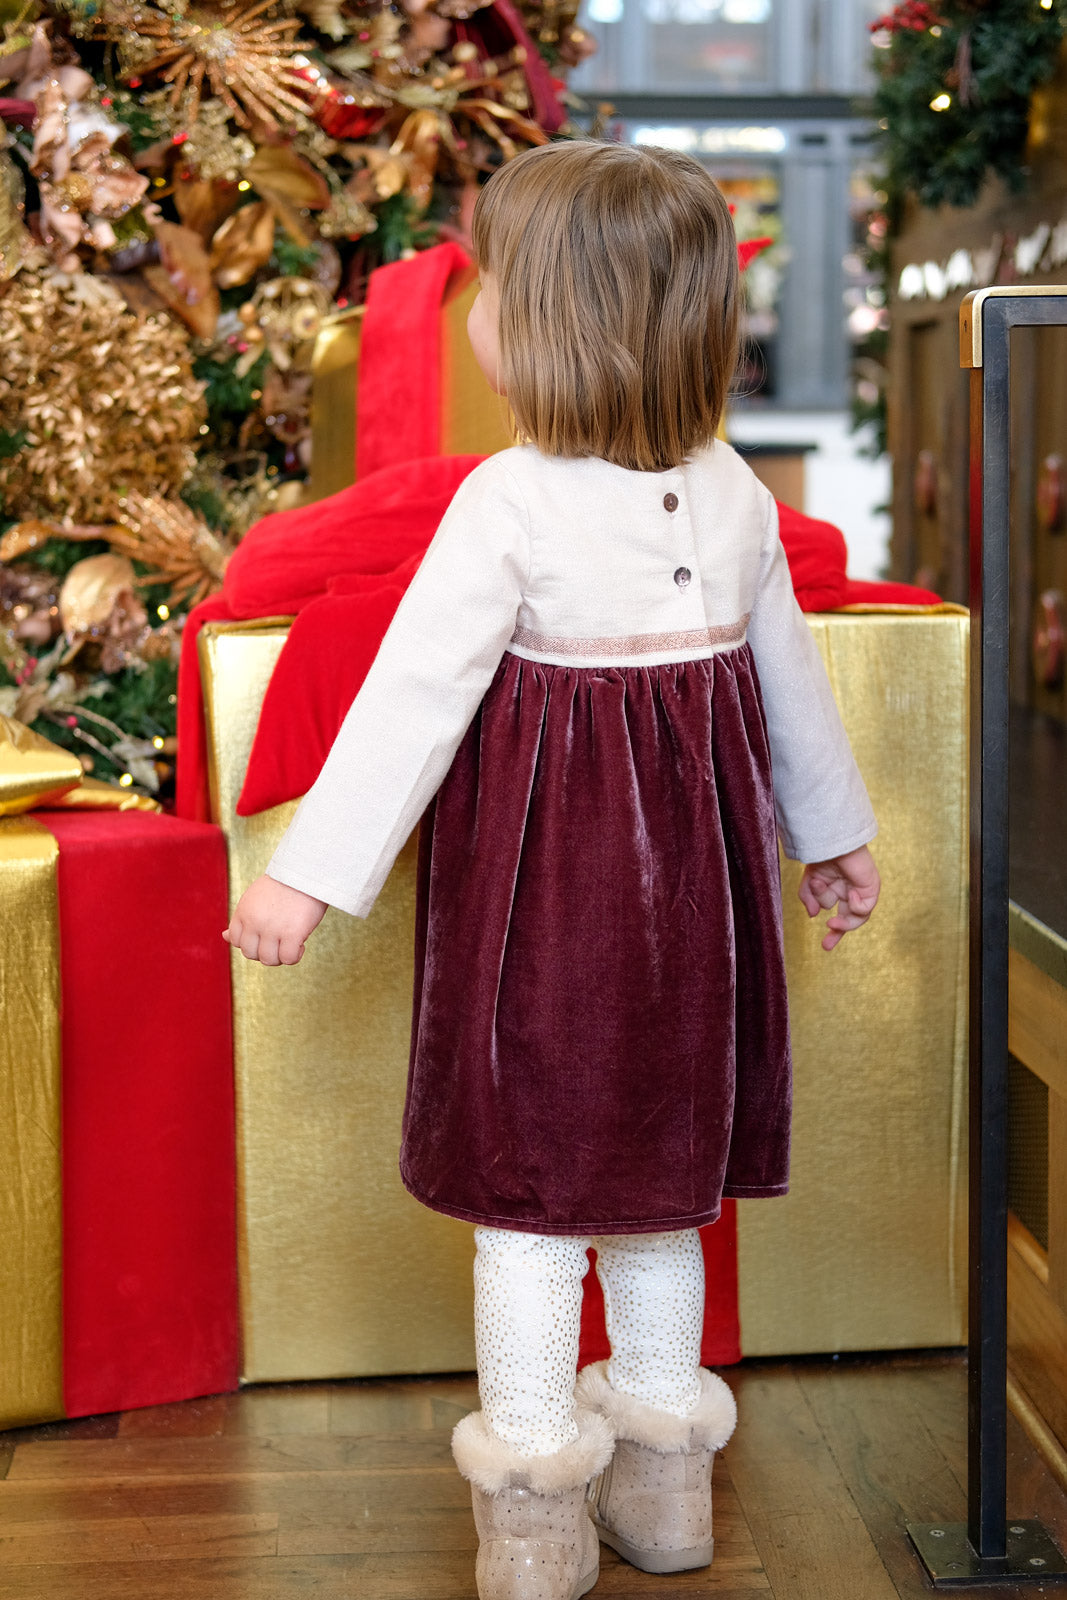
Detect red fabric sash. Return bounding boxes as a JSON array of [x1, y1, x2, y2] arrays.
[[356, 243, 474, 480], [41, 810, 238, 1417]]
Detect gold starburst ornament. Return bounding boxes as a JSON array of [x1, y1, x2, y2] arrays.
[[108, 0, 314, 130]]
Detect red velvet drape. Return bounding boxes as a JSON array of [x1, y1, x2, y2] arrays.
[[43, 811, 239, 1417]]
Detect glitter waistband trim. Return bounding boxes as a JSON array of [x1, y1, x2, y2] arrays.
[[509, 615, 751, 660]]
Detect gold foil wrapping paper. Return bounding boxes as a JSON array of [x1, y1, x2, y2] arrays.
[[0, 714, 83, 814], [204, 611, 969, 1371], [737, 613, 969, 1354], [0, 817, 64, 1428], [0, 715, 163, 817], [200, 622, 476, 1380]]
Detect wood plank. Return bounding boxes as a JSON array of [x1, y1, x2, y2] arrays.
[[1009, 1217, 1067, 1454], [893, 1356, 969, 1490], [117, 1386, 329, 1441], [5, 1431, 456, 1483], [0, 1465, 466, 1524], [325, 1382, 471, 1438], [1009, 947, 1067, 1099], [113, 1378, 479, 1441], [0, 1551, 477, 1600], [0, 1415, 120, 1448], [0, 1512, 278, 1565], [1048, 1088, 1067, 1315], [723, 1366, 899, 1600], [0, 1555, 772, 1600], [796, 1359, 967, 1599]]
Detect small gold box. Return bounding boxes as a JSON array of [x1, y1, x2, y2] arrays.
[[307, 271, 515, 503]]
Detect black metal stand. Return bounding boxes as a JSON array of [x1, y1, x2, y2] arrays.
[[906, 288, 1067, 1586]]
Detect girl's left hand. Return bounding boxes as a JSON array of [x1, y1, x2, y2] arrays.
[[798, 844, 881, 952]]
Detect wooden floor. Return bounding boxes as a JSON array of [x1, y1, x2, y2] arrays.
[[2, 1352, 1067, 1599]]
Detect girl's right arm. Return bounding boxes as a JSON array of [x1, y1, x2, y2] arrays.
[[243, 457, 532, 935]]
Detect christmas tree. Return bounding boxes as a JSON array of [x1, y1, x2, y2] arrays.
[[0, 0, 592, 793]]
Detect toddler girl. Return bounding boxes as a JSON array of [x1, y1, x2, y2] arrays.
[[227, 140, 880, 1600]]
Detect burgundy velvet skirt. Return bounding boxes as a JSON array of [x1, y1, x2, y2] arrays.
[[400, 646, 792, 1236]]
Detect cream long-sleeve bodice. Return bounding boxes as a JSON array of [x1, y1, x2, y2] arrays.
[[267, 442, 877, 916]]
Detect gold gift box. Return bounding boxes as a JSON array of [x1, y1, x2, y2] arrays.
[[202, 611, 967, 1375], [201, 621, 477, 1380], [307, 272, 515, 503]]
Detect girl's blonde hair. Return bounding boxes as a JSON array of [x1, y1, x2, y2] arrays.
[[472, 140, 739, 472]]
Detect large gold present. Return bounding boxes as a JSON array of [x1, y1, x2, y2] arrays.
[[201, 621, 476, 1380], [202, 610, 967, 1374]]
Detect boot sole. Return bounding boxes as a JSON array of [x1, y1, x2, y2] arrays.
[[573, 1563, 600, 1598], [593, 1519, 714, 1575]]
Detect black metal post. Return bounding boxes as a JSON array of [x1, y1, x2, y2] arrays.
[[906, 288, 1067, 1586], [968, 296, 1011, 1561]]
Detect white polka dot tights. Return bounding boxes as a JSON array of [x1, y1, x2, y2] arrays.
[[473, 1226, 704, 1456]]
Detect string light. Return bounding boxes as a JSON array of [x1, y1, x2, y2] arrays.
[[157, 603, 170, 620], [118, 772, 134, 787], [930, 93, 952, 111]]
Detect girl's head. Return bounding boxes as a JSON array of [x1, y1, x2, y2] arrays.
[[470, 140, 739, 472]]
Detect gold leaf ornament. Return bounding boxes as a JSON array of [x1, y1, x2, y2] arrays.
[[173, 172, 243, 241], [390, 107, 443, 212], [209, 198, 275, 287], [59, 553, 144, 636], [144, 216, 221, 336], [244, 142, 330, 242]]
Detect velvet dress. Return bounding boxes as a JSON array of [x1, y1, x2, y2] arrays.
[[267, 442, 877, 1237]]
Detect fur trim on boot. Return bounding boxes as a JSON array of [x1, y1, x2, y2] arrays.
[[575, 1361, 736, 1453], [452, 1410, 615, 1600], [575, 1362, 736, 1576]]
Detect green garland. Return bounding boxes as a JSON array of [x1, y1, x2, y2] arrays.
[[870, 0, 1067, 214]]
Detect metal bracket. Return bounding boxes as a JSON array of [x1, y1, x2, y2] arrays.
[[908, 1521, 1067, 1586]]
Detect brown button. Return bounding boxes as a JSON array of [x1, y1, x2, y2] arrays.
[[663, 492, 679, 512], [674, 567, 691, 589]]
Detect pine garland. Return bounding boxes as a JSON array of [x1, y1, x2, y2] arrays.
[[870, 0, 1067, 214]]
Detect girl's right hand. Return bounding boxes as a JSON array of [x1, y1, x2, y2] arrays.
[[798, 844, 881, 952], [224, 874, 328, 966]]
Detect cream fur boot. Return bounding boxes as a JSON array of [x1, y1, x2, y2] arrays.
[[576, 1361, 737, 1575], [452, 1407, 614, 1600]]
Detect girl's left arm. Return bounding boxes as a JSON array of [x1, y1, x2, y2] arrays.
[[261, 458, 532, 919], [745, 491, 878, 869]]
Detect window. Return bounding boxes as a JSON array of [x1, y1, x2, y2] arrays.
[[573, 0, 884, 97]]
